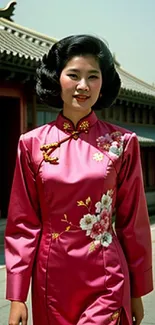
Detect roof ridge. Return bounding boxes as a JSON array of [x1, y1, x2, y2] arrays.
[[0, 17, 57, 44], [117, 65, 155, 91]]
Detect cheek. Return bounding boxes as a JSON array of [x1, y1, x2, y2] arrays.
[[60, 75, 74, 92], [91, 80, 102, 94]]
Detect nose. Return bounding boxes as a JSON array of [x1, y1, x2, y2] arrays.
[[76, 78, 89, 91]]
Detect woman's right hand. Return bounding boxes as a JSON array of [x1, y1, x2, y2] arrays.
[[8, 301, 28, 325]]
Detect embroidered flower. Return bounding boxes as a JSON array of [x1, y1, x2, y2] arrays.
[[100, 212, 110, 230], [91, 232, 112, 248], [79, 190, 113, 251], [95, 192, 112, 213], [80, 214, 97, 236], [96, 131, 124, 157], [91, 221, 103, 237], [52, 190, 113, 253], [100, 232, 112, 247], [93, 152, 104, 161]]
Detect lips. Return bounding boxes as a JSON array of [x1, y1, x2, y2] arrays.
[[73, 95, 90, 101]]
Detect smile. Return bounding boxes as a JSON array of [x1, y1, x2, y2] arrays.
[[73, 95, 90, 101]]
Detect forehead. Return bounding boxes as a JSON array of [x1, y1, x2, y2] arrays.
[[64, 55, 101, 71]]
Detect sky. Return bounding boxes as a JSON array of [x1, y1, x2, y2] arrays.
[[1, 0, 155, 85]]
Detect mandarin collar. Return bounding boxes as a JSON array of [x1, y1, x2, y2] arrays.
[[56, 110, 98, 134], [39, 111, 98, 166]]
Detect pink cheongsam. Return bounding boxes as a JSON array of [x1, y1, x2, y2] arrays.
[[5, 111, 153, 324]]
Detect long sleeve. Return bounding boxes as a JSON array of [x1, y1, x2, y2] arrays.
[[5, 134, 41, 302], [115, 133, 153, 298]]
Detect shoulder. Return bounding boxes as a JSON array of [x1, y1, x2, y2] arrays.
[[23, 121, 55, 140], [19, 121, 55, 147], [16, 121, 56, 167], [98, 119, 131, 135], [96, 120, 139, 160], [97, 120, 138, 143], [16, 121, 56, 159]]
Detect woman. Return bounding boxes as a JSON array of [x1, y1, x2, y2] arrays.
[[5, 35, 153, 325]]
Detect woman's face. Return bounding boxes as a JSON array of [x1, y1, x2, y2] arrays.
[[59, 55, 102, 115]]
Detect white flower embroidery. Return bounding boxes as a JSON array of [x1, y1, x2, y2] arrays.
[[93, 152, 104, 161], [95, 202, 102, 213], [79, 190, 113, 250], [109, 146, 123, 156], [80, 214, 97, 235], [52, 192, 113, 253], [95, 192, 112, 213], [101, 232, 112, 247], [96, 131, 124, 157], [94, 232, 112, 247]]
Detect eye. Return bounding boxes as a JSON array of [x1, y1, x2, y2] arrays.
[[67, 74, 78, 80], [89, 75, 99, 79]]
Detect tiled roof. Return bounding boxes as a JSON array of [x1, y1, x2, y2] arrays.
[[117, 66, 155, 98], [0, 17, 155, 99], [0, 17, 55, 62], [137, 135, 155, 145]]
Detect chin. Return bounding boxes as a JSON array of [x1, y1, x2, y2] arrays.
[[73, 101, 92, 110], [73, 105, 91, 112]]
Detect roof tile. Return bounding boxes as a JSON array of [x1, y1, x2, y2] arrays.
[[117, 66, 155, 97]]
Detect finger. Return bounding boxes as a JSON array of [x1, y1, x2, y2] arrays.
[[21, 317, 28, 325], [17, 319, 25, 325], [9, 320, 19, 325], [133, 319, 143, 325]]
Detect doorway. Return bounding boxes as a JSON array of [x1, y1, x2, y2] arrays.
[[0, 97, 21, 218]]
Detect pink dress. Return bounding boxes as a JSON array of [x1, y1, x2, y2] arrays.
[[5, 111, 153, 324]]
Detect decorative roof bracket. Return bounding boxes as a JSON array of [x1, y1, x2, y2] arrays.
[[0, 1, 17, 21]]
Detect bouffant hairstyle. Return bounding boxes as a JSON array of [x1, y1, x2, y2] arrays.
[[36, 34, 121, 109]]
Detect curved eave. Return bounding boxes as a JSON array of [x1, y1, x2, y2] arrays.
[[0, 17, 57, 44], [117, 65, 155, 101], [0, 50, 39, 61], [119, 87, 155, 106], [0, 49, 41, 69], [138, 136, 155, 146]]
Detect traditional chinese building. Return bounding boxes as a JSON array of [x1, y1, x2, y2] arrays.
[[0, 1, 155, 218]]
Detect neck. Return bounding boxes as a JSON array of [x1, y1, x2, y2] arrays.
[[62, 106, 92, 127]]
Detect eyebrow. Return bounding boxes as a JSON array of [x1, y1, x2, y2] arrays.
[[66, 69, 100, 74]]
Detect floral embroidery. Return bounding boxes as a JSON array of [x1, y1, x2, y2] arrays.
[[52, 190, 113, 253], [96, 131, 124, 157], [79, 190, 113, 251], [52, 214, 79, 239], [93, 152, 104, 161], [79, 121, 89, 132], [63, 122, 71, 130], [95, 190, 112, 212], [110, 308, 122, 323]]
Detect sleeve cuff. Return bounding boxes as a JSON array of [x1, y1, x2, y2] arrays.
[[6, 272, 31, 302], [130, 267, 153, 297]]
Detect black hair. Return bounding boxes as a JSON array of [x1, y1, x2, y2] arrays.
[[36, 34, 121, 109]]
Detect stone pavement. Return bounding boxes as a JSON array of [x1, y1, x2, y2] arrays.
[[0, 224, 155, 324]]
